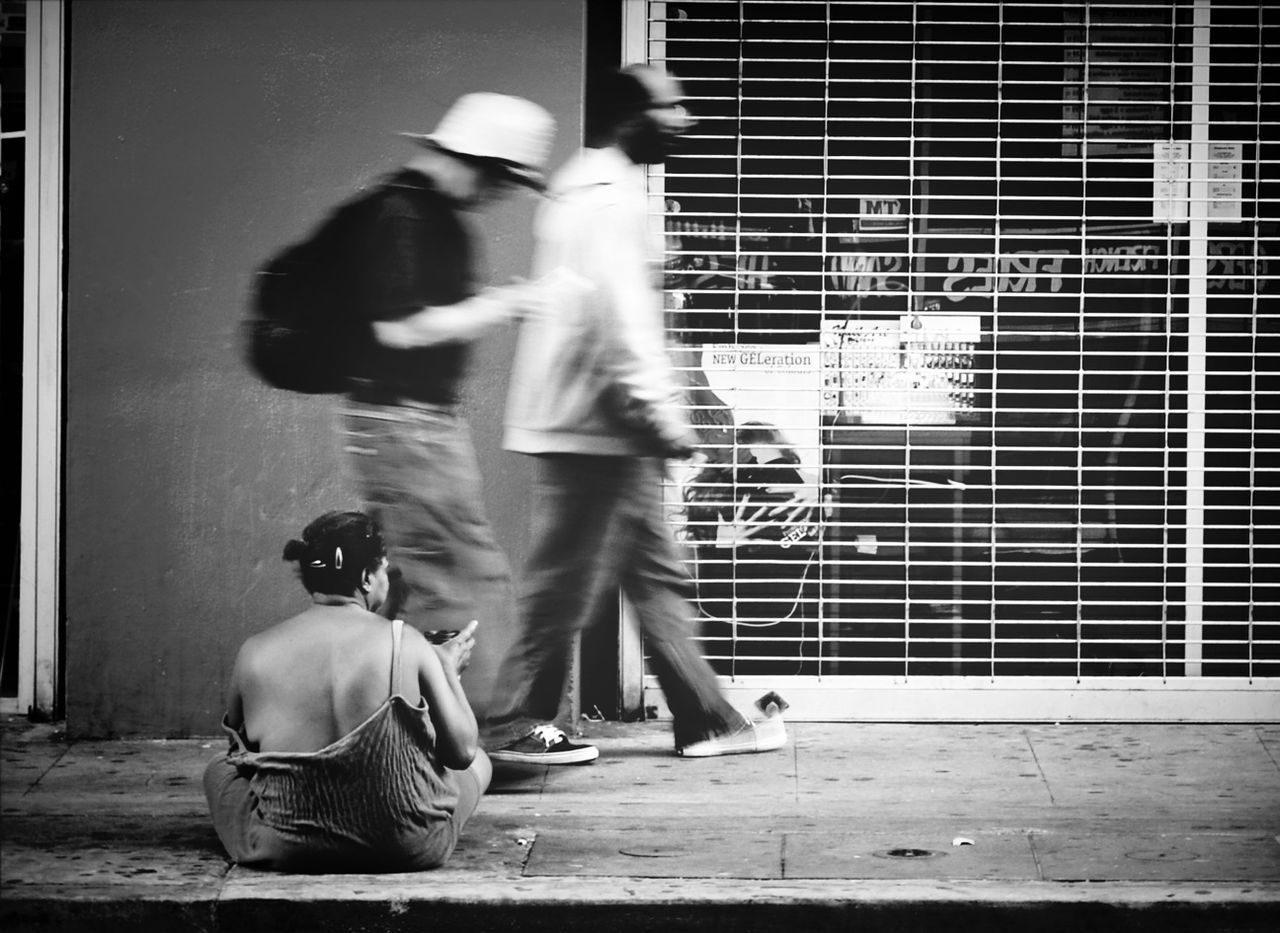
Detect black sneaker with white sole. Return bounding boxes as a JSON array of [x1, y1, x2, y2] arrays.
[[488, 724, 599, 765]]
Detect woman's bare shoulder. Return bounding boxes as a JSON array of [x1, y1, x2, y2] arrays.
[[394, 622, 437, 664], [239, 607, 386, 664]]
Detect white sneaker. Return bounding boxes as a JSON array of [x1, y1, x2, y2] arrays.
[[676, 716, 787, 758]]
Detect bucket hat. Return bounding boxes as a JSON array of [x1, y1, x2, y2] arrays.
[[402, 92, 554, 191]]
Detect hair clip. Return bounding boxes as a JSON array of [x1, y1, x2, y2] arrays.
[[334, 547, 343, 570]]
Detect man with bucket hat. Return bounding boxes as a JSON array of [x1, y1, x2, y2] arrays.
[[341, 92, 553, 656]]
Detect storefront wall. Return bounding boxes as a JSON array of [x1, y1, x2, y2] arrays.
[[636, 0, 1278, 720], [63, 0, 584, 737], [44, 0, 1279, 733]]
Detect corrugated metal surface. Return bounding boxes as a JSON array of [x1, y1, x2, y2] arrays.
[[635, 0, 1276, 713]]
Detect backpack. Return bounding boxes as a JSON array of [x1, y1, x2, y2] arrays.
[[243, 190, 379, 394]]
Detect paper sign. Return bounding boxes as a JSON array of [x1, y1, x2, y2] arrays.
[[1207, 143, 1243, 222], [1153, 142, 1188, 223]]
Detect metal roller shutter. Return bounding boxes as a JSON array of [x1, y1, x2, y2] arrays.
[[626, 0, 1276, 720]]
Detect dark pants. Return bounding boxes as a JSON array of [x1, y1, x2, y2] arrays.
[[486, 454, 747, 749]]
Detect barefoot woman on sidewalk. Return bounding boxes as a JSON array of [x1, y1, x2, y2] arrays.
[[204, 510, 489, 872]]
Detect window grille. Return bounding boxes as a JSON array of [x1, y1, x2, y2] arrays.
[[633, 0, 1277, 718]]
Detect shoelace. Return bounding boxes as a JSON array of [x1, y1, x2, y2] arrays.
[[530, 724, 566, 747]]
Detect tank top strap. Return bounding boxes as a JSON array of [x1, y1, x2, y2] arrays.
[[389, 618, 405, 697]]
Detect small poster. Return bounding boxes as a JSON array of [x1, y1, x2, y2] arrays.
[[1208, 142, 1243, 222], [1153, 142, 1189, 223], [821, 314, 981, 425], [673, 344, 823, 553]]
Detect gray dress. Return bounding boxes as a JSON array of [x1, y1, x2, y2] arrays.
[[203, 620, 479, 872]]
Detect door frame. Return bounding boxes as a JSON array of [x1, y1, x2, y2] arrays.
[[4, 0, 64, 718]]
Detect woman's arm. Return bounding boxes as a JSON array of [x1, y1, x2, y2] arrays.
[[225, 647, 248, 730], [408, 621, 479, 769]]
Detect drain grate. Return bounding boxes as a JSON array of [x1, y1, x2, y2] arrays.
[[1125, 848, 1200, 863], [874, 847, 945, 861], [618, 846, 686, 859]]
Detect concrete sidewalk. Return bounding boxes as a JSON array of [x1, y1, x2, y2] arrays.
[[2, 715, 1278, 932]]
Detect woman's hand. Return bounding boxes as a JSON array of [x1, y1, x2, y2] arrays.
[[417, 619, 480, 768], [431, 619, 478, 676]]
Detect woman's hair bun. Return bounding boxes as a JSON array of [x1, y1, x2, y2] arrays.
[[282, 511, 386, 596], [282, 538, 309, 562]]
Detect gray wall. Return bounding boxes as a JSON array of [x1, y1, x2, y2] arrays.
[[65, 0, 585, 737]]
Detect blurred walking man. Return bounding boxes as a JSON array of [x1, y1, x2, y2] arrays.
[[485, 66, 787, 763]]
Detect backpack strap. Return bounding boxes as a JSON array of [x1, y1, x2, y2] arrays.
[[389, 619, 405, 697]]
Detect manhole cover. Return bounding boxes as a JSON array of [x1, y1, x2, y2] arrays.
[[618, 846, 686, 859], [874, 847, 945, 860]]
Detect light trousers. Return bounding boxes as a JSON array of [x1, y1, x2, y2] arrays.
[[486, 454, 746, 749]]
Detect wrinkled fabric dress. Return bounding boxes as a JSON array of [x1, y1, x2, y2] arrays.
[[203, 620, 479, 872]]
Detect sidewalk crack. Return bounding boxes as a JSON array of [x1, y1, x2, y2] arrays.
[[790, 727, 799, 805], [1023, 730, 1056, 806], [1255, 725, 1280, 773], [518, 831, 538, 875], [22, 743, 72, 797], [1026, 829, 1045, 881]]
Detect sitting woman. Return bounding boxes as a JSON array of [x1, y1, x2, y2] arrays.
[[203, 510, 490, 872]]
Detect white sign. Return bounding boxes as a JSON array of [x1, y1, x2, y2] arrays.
[[1207, 142, 1243, 222], [822, 315, 981, 425], [700, 344, 821, 470], [1153, 141, 1189, 223], [858, 198, 908, 232], [671, 345, 823, 553]]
